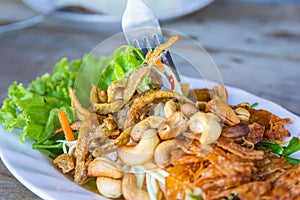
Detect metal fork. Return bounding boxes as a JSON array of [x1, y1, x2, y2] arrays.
[[121, 0, 178, 77]]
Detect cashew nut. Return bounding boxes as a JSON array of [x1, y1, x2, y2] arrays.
[[158, 111, 188, 140], [164, 100, 177, 118], [180, 82, 190, 97], [117, 129, 160, 166], [153, 102, 165, 117], [212, 85, 228, 103], [189, 112, 208, 133], [181, 103, 198, 118], [88, 157, 123, 179], [206, 99, 240, 126], [131, 116, 165, 142], [234, 107, 250, 121], [96, 177, 122, 198], [154, 139, 184, 168], [236, 102, 251, 109], [206, 112, 221, 123], [189, 112, 222, 144], [122, 173, 150, 200]]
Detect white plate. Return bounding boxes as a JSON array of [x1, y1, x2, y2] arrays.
[[1, 77, 300, 199], [22, 0, 214, 23]]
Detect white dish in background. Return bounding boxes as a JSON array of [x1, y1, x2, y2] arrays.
[[22, 0, 214, 23], [1, 77, 300, 199]]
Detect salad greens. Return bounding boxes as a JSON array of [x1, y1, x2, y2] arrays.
[[0, 58, 79, 158], [98, 45, 144, 90], [0, 46, 144, 158], [257, 137, 300, 166], [250, 102, 258, 108], [189, 194, 204, 200]]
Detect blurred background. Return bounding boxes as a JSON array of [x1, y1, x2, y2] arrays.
[[0, 0, 300, 198], [1, 0, 300, 111]]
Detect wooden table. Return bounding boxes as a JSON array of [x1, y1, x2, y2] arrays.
[[1, 0, 300, 199]]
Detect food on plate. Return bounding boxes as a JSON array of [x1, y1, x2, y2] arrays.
[[1, 35, 300, 200]]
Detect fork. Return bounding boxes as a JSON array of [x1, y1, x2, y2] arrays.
[[121, 0, 179, 78]]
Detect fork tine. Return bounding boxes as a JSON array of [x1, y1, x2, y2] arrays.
[[122, 0, 180, 81], [124, 29, 163, 49], [132, 32, 162, 54], [122, 0, 164, 50]]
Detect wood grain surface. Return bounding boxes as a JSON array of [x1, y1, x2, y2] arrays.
[[0, 0, 300, 199]]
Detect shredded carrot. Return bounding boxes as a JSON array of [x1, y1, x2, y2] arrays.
[[58, 109, 75, 141], [156, 60, 165, 72]]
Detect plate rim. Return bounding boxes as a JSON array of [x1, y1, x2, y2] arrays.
[[1, 80, 300, 199]]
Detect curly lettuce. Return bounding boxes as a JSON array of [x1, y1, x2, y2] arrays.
[[0, 58, 80, 158], [0, 46, 145, 158], [98, 45, 144, 90]]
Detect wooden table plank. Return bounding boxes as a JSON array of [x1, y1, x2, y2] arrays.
[[167, 20, 300, 61], [0, 161, 40, 200]]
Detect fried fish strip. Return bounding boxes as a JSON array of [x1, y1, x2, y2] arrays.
[[144, 35, 180, 67], [124, 90, 193, 129], [93, 35, 180, 116], [205, 181, 271, 200], [269, 164, 300, 199], [69, 87, 91, 121], [74, 115, 99, 184], [217, 137, 265, 160], [253, 154, 291, 182], [206, 147, 255, 177]]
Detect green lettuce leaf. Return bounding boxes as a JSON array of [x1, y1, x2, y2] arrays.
[[282, 137, 300, 157], [257, 137, 300, 166], [0, 48, 144, 158], [0, 57, 79, 157], [97, 45, 144, 90]]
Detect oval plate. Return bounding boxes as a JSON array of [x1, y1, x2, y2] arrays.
[[1, 77, 300, 199]]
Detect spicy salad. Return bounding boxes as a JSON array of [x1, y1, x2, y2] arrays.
[[1, 35, 300, 200]]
